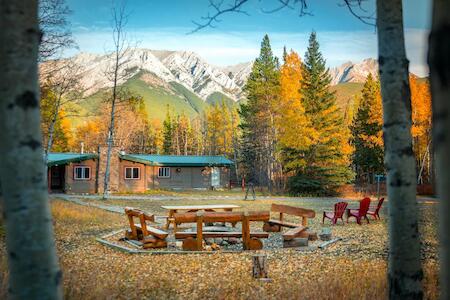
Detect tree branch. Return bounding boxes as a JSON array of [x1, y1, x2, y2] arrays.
[[262, 0, 311, 16], [189, 0, 251, 34], [191, 0, 375, 33], [340, 0, 376, 27]]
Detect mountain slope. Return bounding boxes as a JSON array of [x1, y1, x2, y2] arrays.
[[206, 92, 237, 108], [162, 51, 242, 101], [329, 58, 378, 85], [77, 71, 206, 122], [46, 50, 389, 124], [331, 82, 364, 115], [52, 49, 250, 102]]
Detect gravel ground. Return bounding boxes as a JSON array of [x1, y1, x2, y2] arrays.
[[1, 197, 438, 299], [57, 193, 438, 260]]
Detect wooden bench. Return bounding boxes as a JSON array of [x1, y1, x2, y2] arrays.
[[161, 205, 240, 230], [263, 204, 315, 231], [262, 204, 316, 243], [174, 211, 270, 251], [124, 207, 168, 249]]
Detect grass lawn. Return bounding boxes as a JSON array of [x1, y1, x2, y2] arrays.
[[0, 195, 440, 299]]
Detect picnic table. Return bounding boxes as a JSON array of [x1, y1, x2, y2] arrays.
[[161, 204, 240, 230]]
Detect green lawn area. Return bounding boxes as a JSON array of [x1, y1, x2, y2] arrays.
[[0, 195, 440, 299]]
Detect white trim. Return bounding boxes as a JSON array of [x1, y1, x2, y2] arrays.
[[157, 167, 171, 178], [74, 165, 91, 180], [124, 167, 140, 180]]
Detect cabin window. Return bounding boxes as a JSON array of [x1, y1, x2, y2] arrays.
[[157, 167, 170, 178], [74, 166, 90, 180], [125, 167, 140, 179]]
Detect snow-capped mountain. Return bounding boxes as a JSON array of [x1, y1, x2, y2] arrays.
[[43, 48, 253, 102], [161, 51, 242, 100], [67, 49, 177, 95], [221, 62, 253, 98], [43, 48, 383, 105], [329, 58, 378, 85]]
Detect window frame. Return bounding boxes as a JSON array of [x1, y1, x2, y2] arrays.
[[157, 167, 171, 178], [73, 165, 91, 180], [124, 166, 140, 180]]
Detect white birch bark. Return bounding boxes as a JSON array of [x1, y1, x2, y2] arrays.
[[0, 1, 62, 298], [376, 0, 423, 298], [103, 1, 129, 198], [427, 1, 450, 298]]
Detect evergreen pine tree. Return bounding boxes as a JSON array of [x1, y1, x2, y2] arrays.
[[239, 34, 280, 187], [289, 32, 353, 195], [282, 45, 288, 63], [162, 108, 173, 154], [350, 74, 384, 183]]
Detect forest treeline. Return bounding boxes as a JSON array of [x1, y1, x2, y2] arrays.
[[40, 32, 432, 195]]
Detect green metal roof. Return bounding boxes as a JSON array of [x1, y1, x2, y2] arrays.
[[47, 153, 97, 167], [120, 154, 233, 167]]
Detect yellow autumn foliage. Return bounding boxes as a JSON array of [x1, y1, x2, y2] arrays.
[[276, 51, 316, 150], [410, 75, 432, 138]]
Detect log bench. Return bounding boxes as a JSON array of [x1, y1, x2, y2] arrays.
[[174, 211, 270, 251], [263, 204, 315, 232], [262, 204, 316, 247], [124, 207, 168, 249]]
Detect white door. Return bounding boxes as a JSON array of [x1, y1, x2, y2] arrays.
[[211, 167, 220, 187]]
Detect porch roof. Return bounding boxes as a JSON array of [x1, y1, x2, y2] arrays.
[[120, 154, 233, 167], [47, 153, 97, 167]]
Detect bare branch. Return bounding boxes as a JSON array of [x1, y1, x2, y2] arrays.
[[189, 0, 251, 34], [38, 0, 76, 60], [191, 0, 375, 33], [262, 0, 312, 17], [340, 0, 376, 27]]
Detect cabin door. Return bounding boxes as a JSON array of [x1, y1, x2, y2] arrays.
[[50, 165, 65, 192], [211, 167, 220, 188]]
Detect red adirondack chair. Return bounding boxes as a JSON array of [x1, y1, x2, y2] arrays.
[[323, 202, 348, 225], [367, 198, 385, 220], [346, 197, 371, 225]]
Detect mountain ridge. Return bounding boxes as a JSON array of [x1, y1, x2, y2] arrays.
[[44, 48, 252, 103], [42, 49, 397, 125], [44, 48, 386, 103]]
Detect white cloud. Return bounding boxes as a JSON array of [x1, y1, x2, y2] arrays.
[[68, 27, 429, 76]]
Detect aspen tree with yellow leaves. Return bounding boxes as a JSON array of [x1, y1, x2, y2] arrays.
[[276, 50, 315, 189]]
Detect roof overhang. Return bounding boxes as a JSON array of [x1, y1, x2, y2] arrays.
[[119, 154, 233, 167], [47, 153, 98, 167]]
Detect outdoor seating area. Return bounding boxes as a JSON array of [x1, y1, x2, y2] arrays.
[[323, 197, 385, 226], [20, 195, 437, 299], [117, 196, 386, 252]]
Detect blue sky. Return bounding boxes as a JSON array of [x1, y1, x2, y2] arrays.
[[66, 0, 431, 76]]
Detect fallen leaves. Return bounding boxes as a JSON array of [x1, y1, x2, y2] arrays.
[[0, 197, 440, 299]]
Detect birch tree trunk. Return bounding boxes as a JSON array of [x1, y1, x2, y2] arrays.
[[103, 46, 119, 198], [0, 1, 62, 298], [103, 1, 128, 198], [376, 0, 423, 298], [427, 1, 450, 298]]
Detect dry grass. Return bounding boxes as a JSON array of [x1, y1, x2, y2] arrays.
[[0, 198, 440, 299]]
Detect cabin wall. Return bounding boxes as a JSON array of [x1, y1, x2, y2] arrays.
[[118, 160, 147, 193], [51, 153, 232, 193], [151, 166, 209, 189], [64, 159, 97, 194], [150, 166, 230, 190], [97, 146, 121, 193], [219, 166, 231, 188]]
